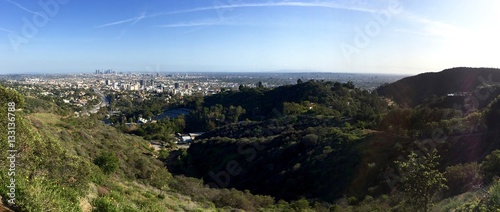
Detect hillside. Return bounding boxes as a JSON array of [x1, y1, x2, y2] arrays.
[[174, 81, 392, 202], [376, 67, 500, 107], [184, 80, 388, 132], [0, 85, 308, 211], [5, 73, 500, 211], [172, 76, 500, 211]]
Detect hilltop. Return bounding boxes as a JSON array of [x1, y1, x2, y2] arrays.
[[376, 67, 500, 107]]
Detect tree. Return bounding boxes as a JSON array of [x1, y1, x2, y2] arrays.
[[257, 81, 263, 88], [485, 97, 500, 130], [481, 149, 500, 183], [395, 150, 447, 212]]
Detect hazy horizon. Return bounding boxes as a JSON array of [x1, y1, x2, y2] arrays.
[[0, 69, 412, 76], [1, 0, 499, 75]]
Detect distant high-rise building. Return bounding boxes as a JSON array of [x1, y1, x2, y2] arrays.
[[139, 80, 145, 86], [174, 82, 179, 89]]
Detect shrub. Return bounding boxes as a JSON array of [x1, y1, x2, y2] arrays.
[[484, 180, 500, 210], [455, 180, 500, 211], [481, 149, 500, 183], [92, 197, 119, 212], [158, 148, 169, 160], [94, 152, 119, 175], [291, 198, 311, 210], [444, 162, 482, 197]]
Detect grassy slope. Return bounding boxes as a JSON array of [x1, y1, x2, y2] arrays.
[[1, 111, 289, 211], [20, 112, 216, 211], [0, 86, 311, 211]]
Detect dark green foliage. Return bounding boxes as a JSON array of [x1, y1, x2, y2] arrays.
[[186, 115, 362, 202], [481, 149, 500, 183], [185, 104, 246, 132], [444, 163, 482, 197], [454, 180, 500, 211], [131, 117, 183, 140], [379, 107, 463, 137], [187, 80, 387, 131], [94, 152, 119, 175], [290, 198, 311, 211], [176, 81, 395, 203], [168, 176, 277, 211], [110, 92, 169, 121], [92, 197, 119, 212], [484, 96, 500, 130]]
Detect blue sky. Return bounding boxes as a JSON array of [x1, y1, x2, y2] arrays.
[[0, 0, 499, 74]]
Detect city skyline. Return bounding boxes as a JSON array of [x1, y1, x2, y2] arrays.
[[1, 0, 499, 75]]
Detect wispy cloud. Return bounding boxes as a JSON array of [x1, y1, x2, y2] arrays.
[[0, 27, 15, 33], [96, 11, 147, 28], [95, 11, 147, 40], [150, 1, 377, 17], [158, 21, 219, 28], [4, 0, 43, 16], [157, 15, 240, 28], [98, 1, 376, 28], [97, 1, 377, 36]]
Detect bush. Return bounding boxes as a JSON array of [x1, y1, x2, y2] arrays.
[[291, 198, 311, 210], [92, 197, 119, 212], [444, 163, 482, 197], [94, 152, 119, 175], [158, 148, 169, 160], [455, 180, 500, 211], [484, 180, 500, 210], [481, 149, 500, 183]]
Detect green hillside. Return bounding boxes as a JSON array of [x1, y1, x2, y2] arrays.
[[5, 70, 500, 211], [172, 76, 500, 211], [0, 85, 304, 211]]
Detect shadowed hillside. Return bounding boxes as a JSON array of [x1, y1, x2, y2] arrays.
[[376, 67, 500, 107]]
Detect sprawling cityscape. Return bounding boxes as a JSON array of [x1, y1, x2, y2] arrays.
[[1, 71, 405, 118]]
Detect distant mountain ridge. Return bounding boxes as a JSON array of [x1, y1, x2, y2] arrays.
[[376, 67, 500, 107]]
